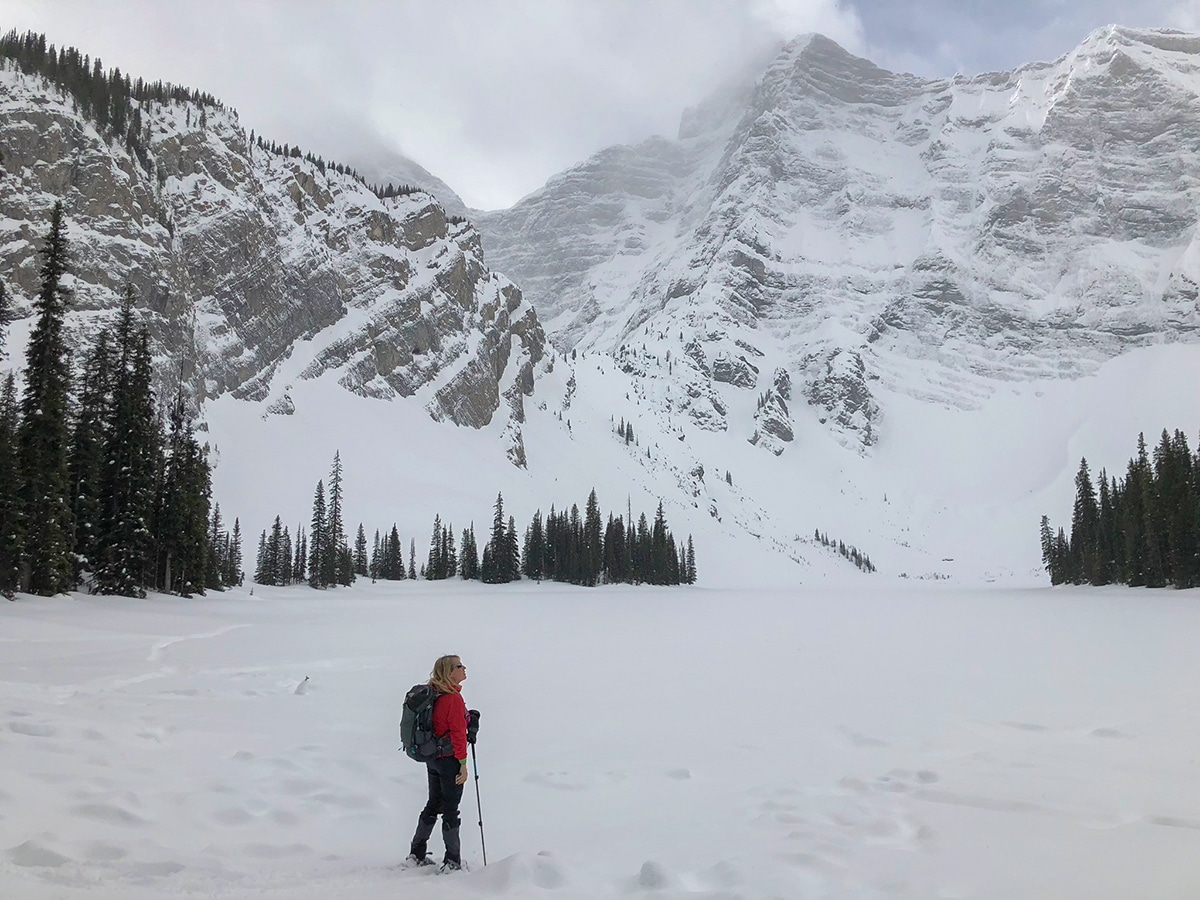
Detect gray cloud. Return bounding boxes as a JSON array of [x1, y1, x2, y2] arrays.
[[852, 0, 1199, 77], [0, 0, 1185, 208]]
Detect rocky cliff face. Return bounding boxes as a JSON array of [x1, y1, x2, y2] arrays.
[[0, 63, 546, 439], [478, 27, 1200, 451]]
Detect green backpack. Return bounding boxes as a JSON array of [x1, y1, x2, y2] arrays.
[[399, 684, 452, 763]]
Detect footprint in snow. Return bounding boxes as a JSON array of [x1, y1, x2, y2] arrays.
[[523, 771, 589, 791], [9, 720, 57, 738], [1090, 727, 1134, 740], [6, 840, 72, 868], [69, 802, 148, 827]]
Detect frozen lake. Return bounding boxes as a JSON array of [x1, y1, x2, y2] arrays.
[[2, 580, 1199, 898]]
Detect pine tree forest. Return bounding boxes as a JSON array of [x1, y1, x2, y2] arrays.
[[253, 486, 697, 591], [0, 203, 231, 599], [1041, 430, 1200, 589]]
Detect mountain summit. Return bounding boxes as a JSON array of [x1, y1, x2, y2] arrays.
[[477, 26, 1200, 450]]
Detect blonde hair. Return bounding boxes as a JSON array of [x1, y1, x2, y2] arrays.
[[428, 655, 461, 694]]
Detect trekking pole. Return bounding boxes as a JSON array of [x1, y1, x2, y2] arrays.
[[470, 742, 487, 866]]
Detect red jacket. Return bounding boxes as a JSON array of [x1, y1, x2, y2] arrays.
[[432, 685, 468, 761]]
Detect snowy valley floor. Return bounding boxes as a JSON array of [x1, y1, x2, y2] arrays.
[[2, 579, 1200, 899]]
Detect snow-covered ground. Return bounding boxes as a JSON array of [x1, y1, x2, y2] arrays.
[[199, 339, 1200, 589], [3, 579, 1200, 899]]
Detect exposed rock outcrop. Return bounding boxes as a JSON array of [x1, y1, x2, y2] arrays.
[[479, 27, 1200, 450], [0, 67, 546, 434]]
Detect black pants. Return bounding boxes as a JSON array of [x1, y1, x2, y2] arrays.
[[410, 757, 464, 864]]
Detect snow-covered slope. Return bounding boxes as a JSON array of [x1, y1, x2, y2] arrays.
[[202, 336, 1198, 588], [478, 27, 1200, 452]]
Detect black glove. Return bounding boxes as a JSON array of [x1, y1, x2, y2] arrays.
[[467, 709, 480, 745]]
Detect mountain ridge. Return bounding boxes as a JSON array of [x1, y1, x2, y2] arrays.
[[0, 27, 1196, 584], [477, 25, 1200, 452], [0, 51, 546, 457]]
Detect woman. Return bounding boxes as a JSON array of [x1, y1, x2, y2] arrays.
[[407, 654, 470, 870]]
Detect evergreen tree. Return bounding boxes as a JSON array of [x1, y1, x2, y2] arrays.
[[353, 523, 368, 577], [1159, 429, 1196, 589], [483, 493, 507, 584], [650, 502, 669, 585], [323, 452, 346, 586], [378, 527, 392, 579], [1094, 471, 1116, 585], [505, 516, 521, 583], [565, 504, 582, 584], [461, 524, 479, 580], [685, 535, 696, 584], [634, 513, 650, 583], [0, 374, 22, 597], [1120, 436, 1151, 586], [266, 516, 285, 585], [154, 391, 210, 595], [68, 330, 113, 579], [254, 530, 268, 584], [293, 524, 306, 583], [96, 319, 158, 596], [582, 489, 602, 586], [480, 542, 492, 583], [1040, 515, 1066, 585], [206, 503, 226, 590], [308, 480, 326, 588], [228, 518, 242, 585], [543, 504, 558, 580], [426, 514, 443, 580], [389, 526, 404, 580], [408, 538, 417, 580], [1143, 432, 1170, 588], [370, 528, 381, 580], [603, 513, 626, 584], [523, 511, 544, 581], [1067, 459, 1099, 584], [444, 523, 457, 578], [19, 201, 75, 595]]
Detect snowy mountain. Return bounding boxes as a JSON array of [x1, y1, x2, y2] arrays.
[[0, 61, 545, 449], [0, 29, 1197, 586], [351, 146, 471, 219], [477, 27, 1200, 452]]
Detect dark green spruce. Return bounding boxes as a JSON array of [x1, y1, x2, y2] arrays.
[[1042, 429, 1199, 589], [18, 201, 75, 595]]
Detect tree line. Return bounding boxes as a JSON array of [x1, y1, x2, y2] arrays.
[[421, 491, 696, 586], [1, 29, 429, 206], [813, 529, 876, 573], [0, 203, 232, 599], [1041, 429, 1199, 589], [0, 29, 222, 173], [253, 485, 698, 590], [254, 452, 358, 589]]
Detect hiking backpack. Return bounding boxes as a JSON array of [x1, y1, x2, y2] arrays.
[[399, 683, 453, 762]]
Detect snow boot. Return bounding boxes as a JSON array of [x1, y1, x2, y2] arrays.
[[409, 813, 437, 861], [442, 824, 461, 869]]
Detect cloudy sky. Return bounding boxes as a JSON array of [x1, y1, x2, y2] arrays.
[[1, 0, 1196, 209]]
